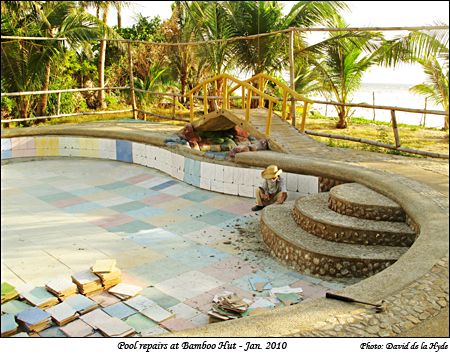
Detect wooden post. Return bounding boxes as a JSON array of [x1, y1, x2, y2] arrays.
[[172, 94, 176, 120], [56, 92, 61, 116], [281, 91, 287, 120], [372, 91, 376, 120], [266, 101, 273, 136], [391, 110, 401, 148], [422, 98, 427, 127], [190, 94, 193, 122], [127, 42, 137, 120], [300, 101, 308, 133], [289, 27, 296, 127], [203, 84, 208, 115], [241, 87, 245, 109], [246, 89, 252, 122], [258, 77, 264, 108], [222, 80, 228, 110]]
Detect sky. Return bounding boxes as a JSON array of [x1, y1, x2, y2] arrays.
[[103, 1, 449, 84]]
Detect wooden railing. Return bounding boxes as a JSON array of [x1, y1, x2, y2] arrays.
[[186, 73, 279, 135]]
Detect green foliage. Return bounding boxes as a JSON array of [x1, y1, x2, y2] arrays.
[[116, 14, 163, 41]]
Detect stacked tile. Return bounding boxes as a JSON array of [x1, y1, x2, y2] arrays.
[[108, 283, 141, 300], [45, 302, 79, 326], [20, 287, 59, 309], [1, 313, 19, 337], [16, 307, 52, 333], [208, 292, 250, 320], [92, 260, 122, 289], [46, 277, 78, 299], [71, 270, 103, 296], [64, 294, 98, 315], [1, 282, 19, 303], [96, 317, 135, 337]]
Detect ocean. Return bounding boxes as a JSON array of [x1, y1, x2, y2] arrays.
[[308, 83, 446, 129]]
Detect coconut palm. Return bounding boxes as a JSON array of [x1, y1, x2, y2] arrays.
[[309, 16, 384, 128], [379, 28, 449, 130]]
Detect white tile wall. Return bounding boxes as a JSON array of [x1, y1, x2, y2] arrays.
[[223, 182, 238, 196], [200, 177, 211, 190], [223, 165, 234, 184], [238, 184, 255, 198]]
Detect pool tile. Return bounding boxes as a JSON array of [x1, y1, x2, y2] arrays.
[[108, 220, 155, 234], [180, 190, 215, 202], [150, 180, 178, 191], [102, 302, 137, 319]]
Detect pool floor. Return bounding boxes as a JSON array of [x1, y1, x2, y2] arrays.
[[1, 158, 346, 336]]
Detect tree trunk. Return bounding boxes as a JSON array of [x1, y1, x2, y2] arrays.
[[444, 114, 449, 131], [37, 62, 51, 118], [336, 106, 347, 129], [117, 3, 122, 29], [98, 37, 107, 109]]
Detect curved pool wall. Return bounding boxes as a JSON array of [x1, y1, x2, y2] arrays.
[[0, 136, 319, 200], [1, 133, 448, 337]]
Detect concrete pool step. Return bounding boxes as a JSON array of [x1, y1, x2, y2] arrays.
[[292, 193, 416, 247], [260, 203, 408, 278], [328, 183, 406, 222]]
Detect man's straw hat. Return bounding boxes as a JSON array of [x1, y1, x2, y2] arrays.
[[261, 165, 282, 180]]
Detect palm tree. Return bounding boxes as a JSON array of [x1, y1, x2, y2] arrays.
[[226, 1, 348, 78], [79, 1, 124, 109], [35, 2, 103, 117], [379, 28, 449, 130], [310, 16, 383, 128], [410, 58, 448, 130]]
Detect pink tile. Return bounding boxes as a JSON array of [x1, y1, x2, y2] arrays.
[[53, 197, 88, 208], [160, 317, 196, 332], [124, 174, 154, 184], [221, 202, 253, 215], [199, 256, 255, 281], [141, 193, 176, 205], [92, 213, 135, 228]]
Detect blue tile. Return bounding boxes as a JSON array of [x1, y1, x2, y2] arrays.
[[195, 210, 237, 225], [150, 180, 178, 191], [1, 150, 12, 159], [116, 140, 133, 163], [139, 287, 180, 309], [39, 192, 76, 202], [63, 202, 102, 213], [110, 201, 148, 213], [163, 220, 208, 235], [127, 206, 165, 219], [97, 181, 130, 191], [180, 190, 215, 202], [103, 302, 136, 319]]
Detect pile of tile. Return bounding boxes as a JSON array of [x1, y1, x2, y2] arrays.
[[208, 292, 251, 320], [1, 282, 18, 303], [16, 307, 52, 333], [91, 259, 122, 289], [1, 313, 19, 337], [46, 277, 78, 299], [71, 270, 103, 296], [21, 287, 59, 309]]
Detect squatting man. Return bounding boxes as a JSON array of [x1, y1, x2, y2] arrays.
[[252, 165, 287, 211]]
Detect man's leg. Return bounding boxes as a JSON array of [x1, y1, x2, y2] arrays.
[[252, 188, 266, 211]]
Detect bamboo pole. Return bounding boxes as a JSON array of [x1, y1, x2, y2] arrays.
[[190, 94, 193, 122], [289, 27, 296, 127], [391, 110, 401, 148], [56, 93, 61, 116], [422, 98, 427, 127], [259, 77, 264, 108], [281, 91, 288, 120], [4, 25, 447, 45], [172, 95, 176, 120], [2, 86, 128, 97], [304, 130, 448, 159], [246, 89, 252, 122], [266, 101, 273, 136], [372, 92, 375, 120], [127, 43, 137, 120], [1, 109, 131, 123], [203, 84, 208, 115], [242, 87, 245, 109], [300, 101, 308, 133], [223, 80, 228, 110]]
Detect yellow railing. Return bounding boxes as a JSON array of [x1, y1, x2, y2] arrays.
[[186, 73, 279, 135], [229, 73, 314, 132]]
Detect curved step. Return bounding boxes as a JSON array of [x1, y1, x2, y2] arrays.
[[293, 193, 416, 247], [328, 183, 406, 222], [261, 203, 408, 278]]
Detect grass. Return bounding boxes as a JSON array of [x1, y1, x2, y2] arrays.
[[4, 104, 448, 157], [291, 112, 449, 157]]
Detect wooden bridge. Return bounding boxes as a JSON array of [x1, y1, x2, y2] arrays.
[[186, 73, 335, 156]]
